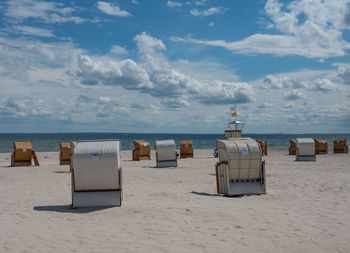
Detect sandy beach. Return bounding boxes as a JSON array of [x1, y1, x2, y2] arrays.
[[0, 148, 350, 252]]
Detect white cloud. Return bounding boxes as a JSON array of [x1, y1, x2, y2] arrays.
[[97, 2, 131, 17], [174, 0, 350, 58], [12, 25, 55, 37], [190, 7, 227, 17], [74, 55, 152, 88], [284, 90, 305, 100], [262, 74, 307, 89], [71, 32, 255, 107], [310, 78, 337, 92], [131, 0, 139, 5], [167, 1, 182, 8], [4, 0, 87, 24], [209, 22, 214, 27], [160, 97, 190, 108], [109, 45, 128, 55]]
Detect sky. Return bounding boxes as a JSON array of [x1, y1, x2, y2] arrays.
[[0, 0, 350, 134]]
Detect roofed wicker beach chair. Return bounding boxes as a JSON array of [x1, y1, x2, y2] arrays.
[[71, 140, 122, 208], [132, 140, 151, 161], [289, 139, 297, 155], [11, 141, 39, 166], [59, 142, 72, 165], [180, 139, 193, 158], [333, 139, 348, 153], [256, 139, 267, 156], [296, 138, 316, 161], [215, 138, 266, 196], [314, 139, 328, 154], [155, 140, 177, 168]]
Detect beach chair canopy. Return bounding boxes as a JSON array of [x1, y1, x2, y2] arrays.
[[216, 138, 262, 180], [13, 141, 32, 161], [156, 140, 176, 161], [72, 140, 121, 191], [296, 138, 315, 156]]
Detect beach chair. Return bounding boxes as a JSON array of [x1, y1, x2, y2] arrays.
[[289, 139, 296, 155], [333, 139, 348, 153], [314, 139, 328, 154], [132, 140, 151, 160], [296, 138, 316, 161], [215, 138, 266, 196], [155, 140, 177, 168], [256, 139, 267, 156], [71, 140, 122, 208], [180, 139, 193, 158], [59, 142, 72, 165], [11, 141, 39, 166]]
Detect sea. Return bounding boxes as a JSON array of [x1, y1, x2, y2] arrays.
[[0, 132, 349, 153]]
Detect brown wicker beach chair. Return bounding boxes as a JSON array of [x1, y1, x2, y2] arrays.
[[180, 139, 193, 158], [132, 140, 151, 160]]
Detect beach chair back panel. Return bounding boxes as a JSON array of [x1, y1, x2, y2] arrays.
[[13, 141, 32, 161], [156, 140, 176, 161], [133, 140, 150, 156], [180, 140, 193, 155], [216, 138, 262, 180], [60, 142, 72, 160], [72, 140, 120, 191]]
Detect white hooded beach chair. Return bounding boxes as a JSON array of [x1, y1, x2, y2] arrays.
[[155, 140, 177, 168], [296, 138, 316, 161], [71, 140, 122, 208], [215, 138, 266, 196]]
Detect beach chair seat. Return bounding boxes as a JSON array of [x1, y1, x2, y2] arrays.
[[215, 138, 266, 196], [314, 139, 328, 154], [59, 142, 72, 165], [132, 140, 151, 160], [11, 141, 39, 166], [256, 139, 267, 156], [296, 138, 316, 161], [333, 139, 348, 153], [71, 140, 122, 208], [155, 140, 177, 168], [180, 139, 193, 158], [289, 139, 296, 155]]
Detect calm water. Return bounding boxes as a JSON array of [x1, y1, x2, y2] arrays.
[[0, 133, 349, 153]]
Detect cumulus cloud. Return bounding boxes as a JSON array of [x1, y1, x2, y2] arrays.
[[334, 64, 350, 86], [97, 2, 131, 17], [4, 0, 87, 24], [284, 90, 305, 100], [197, 81, 254, 105], [262, 74, 308, 89], [190, 7, 227, 17], [310, 78, 337, 92], [72, 32, 255, 107], [174, 0, 350, 58], [74, 55, 152, 88]]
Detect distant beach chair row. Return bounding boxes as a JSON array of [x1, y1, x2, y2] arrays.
[[132, 139, 193, 161], [289, 138, 348, 156]]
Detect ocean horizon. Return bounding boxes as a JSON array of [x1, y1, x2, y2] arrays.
[[1, 132, 349, 153]]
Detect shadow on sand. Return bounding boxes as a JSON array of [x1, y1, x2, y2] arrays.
[[191, 191, 247, 198], [52, 170, 70, 173], [33, 205, 112, 214]]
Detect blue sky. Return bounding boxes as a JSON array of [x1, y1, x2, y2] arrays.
[[0, 0, 350, 133]]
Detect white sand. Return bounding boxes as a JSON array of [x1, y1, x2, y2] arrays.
[[0, 148, 350, 252]]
